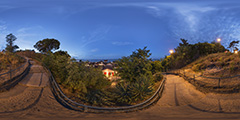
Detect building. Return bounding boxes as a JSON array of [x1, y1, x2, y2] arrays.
[[102, 64, 116, 78]]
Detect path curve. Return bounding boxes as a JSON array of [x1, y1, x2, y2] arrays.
[[0, 62, 240, 119]]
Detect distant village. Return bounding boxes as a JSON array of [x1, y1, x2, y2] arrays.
[[84, 60, 119, 81]]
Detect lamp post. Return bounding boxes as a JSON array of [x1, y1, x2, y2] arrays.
[[169, 49, 174, 54], [217, 38, 221, 42]]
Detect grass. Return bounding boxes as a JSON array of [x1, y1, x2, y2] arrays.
[[184, 52, 240, 77], [0, 52, 25, 73]]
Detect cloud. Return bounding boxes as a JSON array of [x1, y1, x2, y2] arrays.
[[90, 48, 98, 52], [112, 41, 133, 46], [80, 26, 111, 48], [170, 4, 216, 31], [14, 26, 44, 50], [0, 5, 15, 12], [0, 20, 9, 48], [101, 2, 216, 32]]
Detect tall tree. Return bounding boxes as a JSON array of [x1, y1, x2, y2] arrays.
[[5, 33, 19, 53], [34, 38, 60, 53], [116, 46, 153, 83]]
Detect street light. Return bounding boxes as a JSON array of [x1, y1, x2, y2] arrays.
[[234, 50, 238, 54], [217, 38, 221, 42], [169, 49, 174, 54]]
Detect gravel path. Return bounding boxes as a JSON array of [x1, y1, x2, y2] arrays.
[[0, 63, 240, 119]]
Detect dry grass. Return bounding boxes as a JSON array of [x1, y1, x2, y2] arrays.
[[178, 52, 240, 93], [184, 52, 240, 77], [0, 52, 25, 73]]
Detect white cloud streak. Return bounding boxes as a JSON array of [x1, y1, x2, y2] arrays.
[[90, 48, 98, 52], [80, 26, 111, 48], [112, 41, 133, 46]]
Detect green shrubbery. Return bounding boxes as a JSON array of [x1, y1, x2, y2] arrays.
[[161, 39, 226, 70], [38, 51, 111, 105], [114, 47, 162, 105], [33, 46, 163, 106], [0, 52, 25, 72]]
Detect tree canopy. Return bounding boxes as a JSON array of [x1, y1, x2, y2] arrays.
[[161, 39, 226, 70], [116, 46, 153, 83], [5, 33, 19, 53], [34, 38, 60, 53]]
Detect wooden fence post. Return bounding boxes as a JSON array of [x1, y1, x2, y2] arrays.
[[84, 106, 88, 112], [9, 66, 12, 80], [218, 78, 221, 88], [193, 75, 195, 83]]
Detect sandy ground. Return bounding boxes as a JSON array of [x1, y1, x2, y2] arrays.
[[0, 62, 240, 119]]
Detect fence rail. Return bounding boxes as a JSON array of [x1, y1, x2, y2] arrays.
[[167, 69, 240, 91], [0, 57, 30, 91], [41, 62, 166, 113]]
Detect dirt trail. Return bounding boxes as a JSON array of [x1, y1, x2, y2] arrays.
[[0, 62, 240, 119]]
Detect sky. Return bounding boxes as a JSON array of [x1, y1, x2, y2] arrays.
[[1, 0, 240, 59]]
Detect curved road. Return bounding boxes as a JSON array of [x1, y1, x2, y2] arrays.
[[0, 61, 240, 119]]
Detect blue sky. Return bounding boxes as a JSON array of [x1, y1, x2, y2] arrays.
[[0, 0, 240, 59]]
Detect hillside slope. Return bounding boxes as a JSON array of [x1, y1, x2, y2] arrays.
[[178, 52, 240, 93], [184, 52, 240, 77]]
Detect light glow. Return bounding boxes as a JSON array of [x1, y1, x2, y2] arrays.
[[169, 50, 174, 54], [217, 38, 221, 42], [234, 50, 238, 54]]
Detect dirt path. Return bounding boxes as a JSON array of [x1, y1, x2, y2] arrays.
[[0, 63, 240, 119]]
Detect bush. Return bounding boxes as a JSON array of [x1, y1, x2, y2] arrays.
[[153, 72, 163, 82], [114, 76, 154, 105]]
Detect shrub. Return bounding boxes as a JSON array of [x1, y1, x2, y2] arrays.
[[153, 72, 163, 82]]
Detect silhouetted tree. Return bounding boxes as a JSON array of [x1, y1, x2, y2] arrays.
[[228, 40, 239, 52], [34, 38, 60, 53], [179, 38, 189, 46], [5, 33, 19, 53]]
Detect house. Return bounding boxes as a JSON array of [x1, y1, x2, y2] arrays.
[[102, 64, 118, 80]]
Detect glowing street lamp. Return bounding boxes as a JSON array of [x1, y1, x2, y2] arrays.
[[217, 38, 221, 42], [169, 49, 174, 54], [234, 50, 238, 54]]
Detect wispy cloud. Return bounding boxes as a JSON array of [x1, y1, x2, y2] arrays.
[[90, 48, 98, 52], [112, 41, 133, 46], [0, 20, 9, 49], [0, 5, 15, 12], [15, 26, 44, 50], [80, 26, 111, 48], [101, 2, 216, 31]]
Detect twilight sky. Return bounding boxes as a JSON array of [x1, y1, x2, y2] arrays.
[[0, 0, 240, 59]]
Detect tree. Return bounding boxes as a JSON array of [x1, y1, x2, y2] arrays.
[[179, 38, 189, 46], [228, 40, 239, 52], [54, 50, 71, 58], [34, 38, 60, 53], [5, 33, 19, 53], [116, 46, 153, 83], [161, 39, 226, 70]]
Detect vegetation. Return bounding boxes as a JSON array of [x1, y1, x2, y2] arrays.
[[31, 45, 163, 106], [0, 34, 25, 72], [188, 52, 240, 76], [116, 47, 153, 83], [228, 40, 239, 52], [160, 39, 226, 70], [34, 38, 60, 53], [114, 47, 162, 105], [0, 52, 25, 72], [5, 33, 19, 53]]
